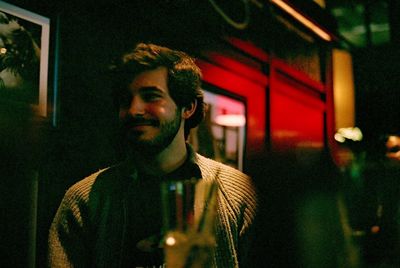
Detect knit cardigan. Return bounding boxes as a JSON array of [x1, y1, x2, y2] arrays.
[[48, 151, 257, 267]]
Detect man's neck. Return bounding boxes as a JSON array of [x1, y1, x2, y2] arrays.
[[131, 139, 188, 176]]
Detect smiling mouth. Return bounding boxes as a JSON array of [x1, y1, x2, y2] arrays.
[[121, 117, 159, 134], [131, 122, 153, 127], [132, 125, 156, 133], [128, 120, 159, 130]]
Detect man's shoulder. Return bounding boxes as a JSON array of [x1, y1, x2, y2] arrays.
[[195, 153, 255, 196], [64, 165, 124, 202], [195, 153, 249, 179], [63, 168, 108, 199], [195, 153, 258, 220]]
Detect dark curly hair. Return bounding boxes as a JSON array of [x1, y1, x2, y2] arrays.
[[110, 43, 206, 139]]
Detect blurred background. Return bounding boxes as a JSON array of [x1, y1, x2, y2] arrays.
[[1, 0, 399, 267]]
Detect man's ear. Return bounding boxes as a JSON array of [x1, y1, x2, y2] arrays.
[[182, 100, 197, 119]]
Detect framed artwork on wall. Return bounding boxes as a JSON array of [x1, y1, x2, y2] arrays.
[[0, 1, 50, 117]]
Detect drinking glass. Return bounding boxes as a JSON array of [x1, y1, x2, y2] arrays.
[[161, 178, 218, 268]]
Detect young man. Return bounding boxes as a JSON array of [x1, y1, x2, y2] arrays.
[[48, 43, 257, 267]]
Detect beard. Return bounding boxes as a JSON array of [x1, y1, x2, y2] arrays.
[[120, 109, 182, 156]]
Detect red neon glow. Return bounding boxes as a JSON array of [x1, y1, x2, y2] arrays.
[[224, 36, 269, 62], [197, 59, 267, 156], [270, 60, 326, 151], [272, 58, 325, 93], [203, 52, 268, 87]]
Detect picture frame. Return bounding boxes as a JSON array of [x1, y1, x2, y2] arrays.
[[0, 1, 50, 117]]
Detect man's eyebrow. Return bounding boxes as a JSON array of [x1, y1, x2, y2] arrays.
[[138, 86, 165, 93]]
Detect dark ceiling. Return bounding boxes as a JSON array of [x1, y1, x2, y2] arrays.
[[324, 0, 393, 47]]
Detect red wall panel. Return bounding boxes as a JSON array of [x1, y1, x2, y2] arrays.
[[270, 59, 326, 152], [196, 59, 267, 156]]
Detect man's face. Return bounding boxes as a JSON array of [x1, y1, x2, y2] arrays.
[[385, 135, 400, 161], [118, 67, 183, 154]]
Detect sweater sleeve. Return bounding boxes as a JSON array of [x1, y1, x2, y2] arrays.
[[236, 173, 258, 267], [47, 175, 96, 268], [195, 153, 258, 267]]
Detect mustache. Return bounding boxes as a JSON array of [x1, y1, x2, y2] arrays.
[[120, 116, 159, 128]]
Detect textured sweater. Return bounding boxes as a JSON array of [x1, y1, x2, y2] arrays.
[[48, 150, 257, 267]]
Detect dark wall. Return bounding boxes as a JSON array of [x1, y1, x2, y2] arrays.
[[353, 44, 400, 142], [0, 102, 39, 267]]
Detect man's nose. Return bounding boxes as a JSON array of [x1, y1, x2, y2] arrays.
[[128, 97, 145, 115]]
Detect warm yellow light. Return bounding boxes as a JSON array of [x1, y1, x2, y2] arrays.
[[215, 114, 246, 127], [270, 0, 332, 41], [334, 127, 363, 143], [313, 0, 325, 8], [165, 236, 176, 246], [333, 49, 355, 130]]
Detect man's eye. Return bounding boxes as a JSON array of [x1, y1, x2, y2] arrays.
[[388, 146, 400, 153], [142, 92, 162, 101]]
